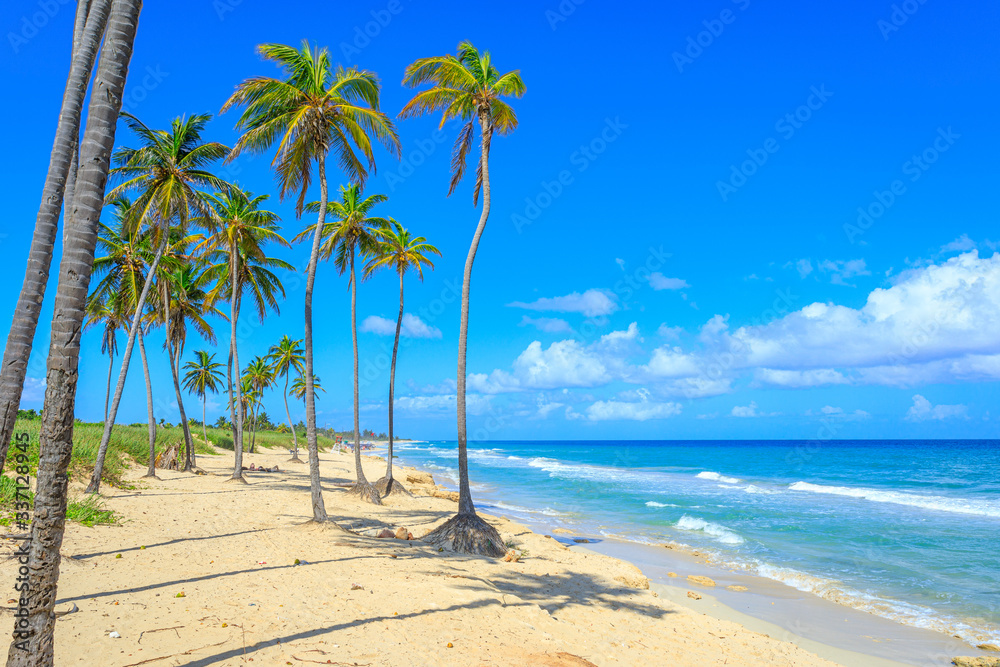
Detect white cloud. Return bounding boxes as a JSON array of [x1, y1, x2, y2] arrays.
[[648, 273, 690, 291], [754, 368, 850, 388], [576, 398, 682, 421], [394, 393, 492, 416], [904, 394, 968, 422], [657, 323, 684, 340], [796, 259, 814, 278], [941, 234, 976, 253], [519, 315, 573, 334], [731, 401, 778, 418], [508, 289, 618, 317], [20, 377, 46, 403], [615, 258, 626, 270], [818, 258, 871, 286], [360, 313, 442, 338]]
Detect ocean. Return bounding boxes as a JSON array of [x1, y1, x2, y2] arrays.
[[393, 439, 1000, 646]]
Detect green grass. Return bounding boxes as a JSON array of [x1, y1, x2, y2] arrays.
[[0, 475, 118, 527], [10, 417, 336, 488]]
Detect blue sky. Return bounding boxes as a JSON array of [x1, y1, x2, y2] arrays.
[[2, 0, 998, 440]]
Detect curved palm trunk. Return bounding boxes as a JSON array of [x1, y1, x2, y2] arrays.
[[6, 2, 140, 662], [103, 349, 114, 423], [161, 285, 195, 473], [0, 0, 112, 474], [425, 116, 504, 557], [376, 271, 408, 497], [283, 374, 302, 462], [201, 394, 209, 451], [138, 326, 158, 478], [228, 247, 245, 482], [86, 228, 167, 493], [348, 251, 380, 505], [303, 155, 329, 520], [175, 342, 195, 470]]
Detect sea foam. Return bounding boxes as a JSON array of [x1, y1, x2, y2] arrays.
[[696, 471, 740, 484], [789, 481, 1000, 518], [675, 514, 745, 545]]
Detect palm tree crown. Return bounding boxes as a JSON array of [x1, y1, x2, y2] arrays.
[[182, 350, 225, 399], [295, 183, 391, 276], [221, 40, 400, 212], [400, 40, 525, 203], [364, 219, 441, 281]]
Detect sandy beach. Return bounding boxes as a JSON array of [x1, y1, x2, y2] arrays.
[[2, 444, 993, 667]]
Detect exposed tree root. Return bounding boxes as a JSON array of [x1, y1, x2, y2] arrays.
[[224, 476, 248, 485], [347, 481, 383, 505], [422, 512, 506, 557], [140, 473, 160, 480], [287, 455, 305, 464], [374, 476, 412, 498]]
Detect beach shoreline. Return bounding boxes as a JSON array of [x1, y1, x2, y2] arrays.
[[1, 442, 992, 666]]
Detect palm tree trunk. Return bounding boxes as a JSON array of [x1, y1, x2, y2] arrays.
[[424, 115, 504, 557], [376, 271, 407, 497], [103, 349, 114, 423], [303, 154, 329, 520], [176, 344, 195, 470], [283, 374, 301, 462], [202, 394, 208, 451], [348, 251, 379, 505], [138, 326, 157, 478], [0, 0, 112, 474], [161, 280, 194, 473], [86, 227, 167, 493], [229, 247, 245, 482], [6, 2, 140, 662]]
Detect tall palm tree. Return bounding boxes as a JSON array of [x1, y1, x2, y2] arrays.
[[136, 320, 158, 479], [399, 41, 525, 556], [0, 0, 112, 475], [222, 40, 400, 521], [7, 2, 142, 662], [291, 374, 324, 403], [83, 296, 122, 424], [364, 220, 440, 496], [86, 112, 228, 494], [194, 185, 288, 481], [160, 261, 224, 471], [182, 350, 225, 452], [243, 356, 275, 453], [295, 184, 390, 504], [267, 335, 305, 462]]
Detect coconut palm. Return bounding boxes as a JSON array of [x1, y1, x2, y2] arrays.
[[160, 260, 225, 471], [194, 185, 287, 481], [221, 39, 400, 521], [295, 184, 390, 504], [399, 41, 525, 556], [83, 296, 122, 424], [364, 221, 440, 496], [182, 350, 225, 452], [8, 2, 142, 662], [267, 335, 306, 462], [85, 111, 228, 494], [291, 374, 324, 403], [0, 0, 112, 475], [243, 356, 275, 453]]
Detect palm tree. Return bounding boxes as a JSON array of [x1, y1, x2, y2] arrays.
[[194, 185, 288, 481], [295, 184, 390, 504], [291, 374, 324, 403], [221, 39, 400, 521], [267, 335, 306, 462], [89, 196, 164, 469], [7, 2, 142, 662], [182, 351, 225, 451], [364, 220, 440, 496], [399, 41, 525, 556], [86, 112, 228, 494], [83, 296, 122, 424], [0, 0, 112, 475], [160, 261, 224, 471], [243, 356, 275, 453]]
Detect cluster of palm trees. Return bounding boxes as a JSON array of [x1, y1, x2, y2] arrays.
[[2, 17, 523, 659]]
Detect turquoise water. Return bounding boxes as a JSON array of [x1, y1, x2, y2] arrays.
[[394, 439, 1000, 645]]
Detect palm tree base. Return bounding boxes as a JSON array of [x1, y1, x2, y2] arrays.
[[287, 455, 306, 464], [225, 475, 248, 485], [347, 481, 383, 505], [140, 472, 161, 480], [83, 479, 101, 495], [374, 476, 412, 498], [423, 512, 506, 557]]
